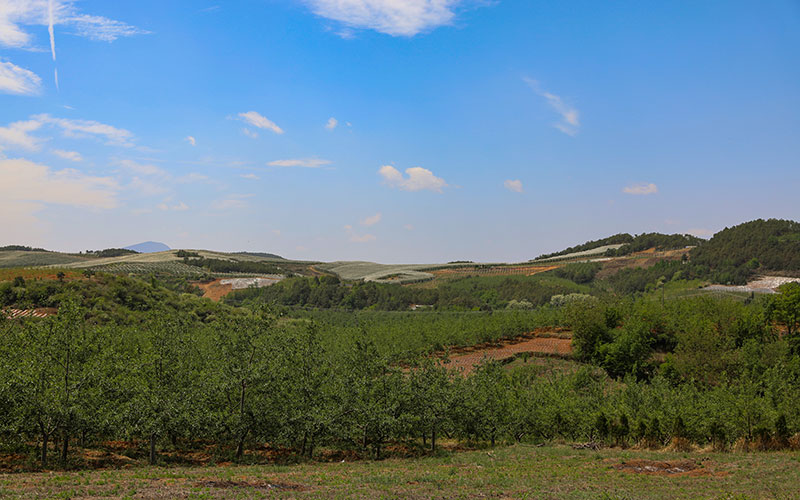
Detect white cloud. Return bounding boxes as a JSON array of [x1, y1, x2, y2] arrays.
[[129, 177, 169, 196], [185, 135, 196, 146], [238, 111, 284, 134], [378, 165, 447, 192], [118, 159, 167, 177], [344, 224, 375, 243], [304, 0, 479, 37], [52, 149, 81, 161], [0, 157, 118, 209], [404, 224, 414, 231], [0, 0, 147, 93], [325, 117, 338, 130], [0, 1, 146, 48], [504, 179, 523, 193], [240, 173, 260, 180], [523, 78, 580, 136], [157, 201, 189, 211], [242, 128, 258, 139], [622, 182, 659, 195], [0, 119, 43, 150], [67, 14, 149, 42], [211, 194, 253, 210], [361, 212, 382, 226], [33, 114, 134, 146], [268, 158, 331, 168], [0, 60, 42, 95]]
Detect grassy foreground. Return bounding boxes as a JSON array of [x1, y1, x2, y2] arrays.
[[1, 444, 799, 499]]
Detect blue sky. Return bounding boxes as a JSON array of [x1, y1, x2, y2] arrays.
[[0, 0, 798, 263]]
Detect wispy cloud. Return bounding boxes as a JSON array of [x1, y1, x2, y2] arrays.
[[325, 117, 338, 130], [242, 128, 258, 139], [268, 158, 331, 168], [0, 60, 42, 95], [622, 182, 658, 195], [361, 212, 382, 226], [303, 0, 484, 37], [52, 149, 82, 161], [0, 1, 147, 92], [68, 14, 149, 42], [240, 173, 260, 180], [211, 194, 253, 210], [0, 157, 118, 209], [504, 179, 523, 193], [33, 114, 134, 146], [238, 111, 284, 134], [344, 224, 375, 243], [118, 159, 167, 177], [157, 201, 189, 211], [379, 165, 447, 192], [185, 135, 196, 146], [0, 119, 43, 150], [523, 78, 580, 136]]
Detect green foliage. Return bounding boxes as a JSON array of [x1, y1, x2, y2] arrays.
[[226, 274, 587, 311], [554, 262, 602, 283], [184, 257, 282, 274], [690, 218, 800, 284], [606, 233, 703, 256], [536, 234, 634, 260]]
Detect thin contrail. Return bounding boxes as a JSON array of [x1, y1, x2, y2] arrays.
[[48, 0, 59, 90]]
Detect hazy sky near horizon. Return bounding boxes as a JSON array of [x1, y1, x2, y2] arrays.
[[1, 0, 798, 263]]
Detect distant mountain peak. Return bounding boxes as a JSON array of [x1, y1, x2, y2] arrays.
[[124, 241, 170, 253]]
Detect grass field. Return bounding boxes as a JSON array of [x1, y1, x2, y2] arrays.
[[1, 444, 797, 499]]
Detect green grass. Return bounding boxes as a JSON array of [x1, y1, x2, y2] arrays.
[[1, 444, 798, 499]]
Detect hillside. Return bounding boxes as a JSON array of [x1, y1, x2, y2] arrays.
[[689, 219, 800, 284]]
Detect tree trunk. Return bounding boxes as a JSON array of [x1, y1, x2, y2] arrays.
[[431, 426, 436, 452], [40, 430, 48, 468], [149, 433, 157, 465], [490, 429, 496, 447], [300, 433, 307, 457], [235, 430, 247, 463], [60, 431, 69, 468], [422, 432, 426, 447], [307, 435, 315, 459]]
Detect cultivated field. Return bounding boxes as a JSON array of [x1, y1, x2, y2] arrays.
[[1, 444, 797, 499]]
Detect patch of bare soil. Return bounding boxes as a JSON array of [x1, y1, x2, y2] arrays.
[[443, 331, 573, 374], [194, 279, 233, 301], [613, 459, 723, 477]]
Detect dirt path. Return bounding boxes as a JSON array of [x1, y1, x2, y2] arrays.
[[443, 334, 572, 374]]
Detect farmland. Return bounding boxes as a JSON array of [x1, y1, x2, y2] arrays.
[[1, 219, 800, 499]]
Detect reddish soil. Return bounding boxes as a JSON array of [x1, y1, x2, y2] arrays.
[[3, 307, 57, 319], [442, 331, 573, 374], [195, 279, 234, 301]]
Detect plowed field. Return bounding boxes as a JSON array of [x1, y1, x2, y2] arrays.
[[444, 335, 572, 373]]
